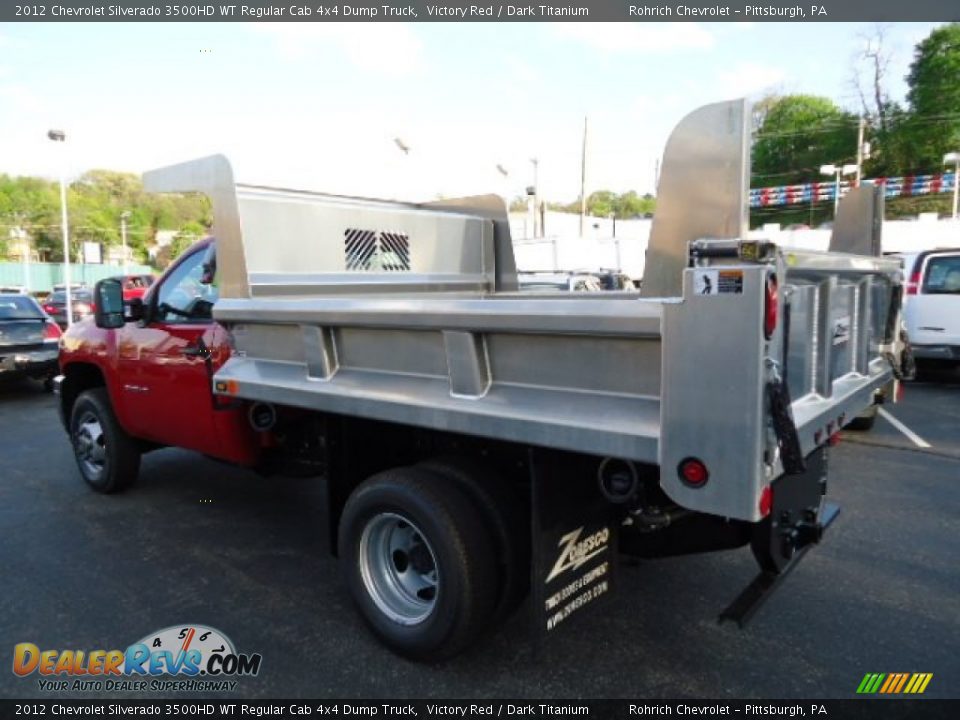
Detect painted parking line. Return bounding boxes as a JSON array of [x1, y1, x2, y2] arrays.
[[878, 408, 932, 449]]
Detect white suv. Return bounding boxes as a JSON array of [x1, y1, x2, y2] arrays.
[[901, 248, 960, 364]]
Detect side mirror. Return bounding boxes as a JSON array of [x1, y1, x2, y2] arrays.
[[127, 297, 145, 323], [94, 279, 125, 329]]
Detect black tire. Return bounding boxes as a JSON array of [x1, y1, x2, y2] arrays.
[[417, 456, 530, 623], [69, 388, 141, 493], [846, 405, 877, 432], [338, 467, 499, 661]]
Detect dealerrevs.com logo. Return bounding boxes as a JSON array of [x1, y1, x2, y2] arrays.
[[13, 624, 262, 692]]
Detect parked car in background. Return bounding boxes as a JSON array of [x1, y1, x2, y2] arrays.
[[42, 288, 96, 328], [590, 269, 636, 291], [901, 248, 960, 367], [0, 293, 62, 388], [0, 285, 29, 295], [517, 271, 603, 292], [52, 283, 88, 292], [114, 274, 155, 301]]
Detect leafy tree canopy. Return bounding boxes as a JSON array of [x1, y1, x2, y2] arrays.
[[752, 95, 859, 188], [0, 171, 209, 266]]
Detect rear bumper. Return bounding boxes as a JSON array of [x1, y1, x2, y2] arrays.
[[911, 344, 960, 361], [0, 348, 58, 379]]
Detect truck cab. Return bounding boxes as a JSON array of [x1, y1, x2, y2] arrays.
[[57, 239, 259, 491]]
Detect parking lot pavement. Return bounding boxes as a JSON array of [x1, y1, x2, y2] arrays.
[[854, 365, 960, 458], [0, 375, 958, 700]]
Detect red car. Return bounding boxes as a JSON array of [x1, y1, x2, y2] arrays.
[[115, 274, 156, 301]]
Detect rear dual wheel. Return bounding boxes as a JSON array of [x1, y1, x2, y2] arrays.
[[338, 467, 500, 661]]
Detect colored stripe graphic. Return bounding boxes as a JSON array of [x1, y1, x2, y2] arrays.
[[857, 673, 933, 694], [893, 674, 910, 693]]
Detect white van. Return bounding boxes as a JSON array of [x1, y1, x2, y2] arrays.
[[902, 248, 960, 364]]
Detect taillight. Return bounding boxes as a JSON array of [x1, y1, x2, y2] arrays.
[[43, 321, 62, 343], [43, 304, 57, 314], [764, 274, 778, 340], [759, 486, 773, 517], [678, 457, 709, 487], [905, 271, 920, 295]]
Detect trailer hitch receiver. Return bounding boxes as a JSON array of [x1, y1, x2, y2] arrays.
[[720, 447, 839, 626]]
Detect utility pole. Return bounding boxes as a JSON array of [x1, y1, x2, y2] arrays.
[[579, 116, 588, 238], [530, 157, 539, 237], [855, 116, 865, 186], [120, 211, 131, 274]]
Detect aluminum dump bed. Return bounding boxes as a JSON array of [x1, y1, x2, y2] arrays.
[[143, 100, 903, 523]]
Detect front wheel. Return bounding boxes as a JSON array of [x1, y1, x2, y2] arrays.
[[69, 388, 141, 493], [338, 467, 498, 661]]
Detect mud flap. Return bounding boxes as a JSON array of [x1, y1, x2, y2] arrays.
[[529, 448, 620, 642], [720, 446, 840, 626]]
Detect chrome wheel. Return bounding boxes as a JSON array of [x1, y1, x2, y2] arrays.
[[359, 513, 439, 625], [74, 411, 106, 480]]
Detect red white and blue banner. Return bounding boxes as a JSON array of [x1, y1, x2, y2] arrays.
[[750, 172, 957, 208]]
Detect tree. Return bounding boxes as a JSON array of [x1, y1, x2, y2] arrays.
[[905, 23, 960, 172], [170, 221, 206, 259], [0, 170, 210, 265], [752, 95, 859, 188]]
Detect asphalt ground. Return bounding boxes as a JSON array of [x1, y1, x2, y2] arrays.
[[0, 368, 957, 701]]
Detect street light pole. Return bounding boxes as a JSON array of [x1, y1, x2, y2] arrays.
[[530, 157, 539, 238], [120, 211, 131, 273], [944, 152, 960, 221], [819, 163, 858, 218], [48, 129, 73, 327], [579, 116, 588, 238]]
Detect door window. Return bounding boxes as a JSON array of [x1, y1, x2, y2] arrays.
[[155, 248, 219, 322], [922, 255, 960, 294]]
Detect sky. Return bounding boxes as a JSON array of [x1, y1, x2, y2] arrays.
[[0, 21, 946, 203]]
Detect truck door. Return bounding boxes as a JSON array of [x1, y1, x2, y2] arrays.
[[117, 245, 230, 457]]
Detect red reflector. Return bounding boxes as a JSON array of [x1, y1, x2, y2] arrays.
[[678, 457, 709, 487], [764, 274, 778, 339], [896, 383, 905, 402], [828, 432, 841, 447], [42, 321, 62, 341], [759, 486, 773, 517]]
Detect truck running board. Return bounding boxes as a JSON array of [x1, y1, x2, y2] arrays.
[[718, 501, 841, 627]]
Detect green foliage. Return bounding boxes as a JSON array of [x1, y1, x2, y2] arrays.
[[0, 171, 209, 266], [752, 95, 859, 188], [546, 190, 656, 218], [904, 23, 960, 172], [751, 26, 960, 226], [171, 221, 206, 259]]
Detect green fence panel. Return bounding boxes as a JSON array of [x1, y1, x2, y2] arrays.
[[0, 262, 155, 294]]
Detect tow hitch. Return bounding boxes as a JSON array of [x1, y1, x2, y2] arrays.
[[719, 447, 840, 626]]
